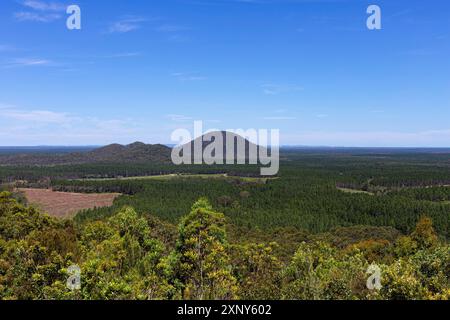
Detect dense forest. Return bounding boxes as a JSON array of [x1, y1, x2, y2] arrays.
[[1, 150, 449, 300], [0, 192, 448, 300], [0, 142, 171, 166], [40, 152, 450, 238]]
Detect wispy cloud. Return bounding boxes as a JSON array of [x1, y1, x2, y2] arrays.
[[166, 114, 193, 122], [171, 72, 207, 81], [284, 129, 450, 147], [0, 104, 146, 145], [14, 11, 62, 22], [106, 16, 190, 40], [14, 0, 66, 23], [22, 0, 66, 11], [0, 105, 75, 124], [1, 58, 53, 68], [261, 83, 304, 95], [263, 116, 296, 120], [386, 8, 413, 20], [104, 52, 142, 58], [0, 103, 15, 110], [108, 16, 147, 34]]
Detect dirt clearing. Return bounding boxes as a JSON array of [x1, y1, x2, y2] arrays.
[[18, 188, 120, 218]]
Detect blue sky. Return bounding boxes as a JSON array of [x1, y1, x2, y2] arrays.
[[0, 0, 449, 147]]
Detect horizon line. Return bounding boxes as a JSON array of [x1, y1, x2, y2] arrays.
[[2, 144, 450, 150]]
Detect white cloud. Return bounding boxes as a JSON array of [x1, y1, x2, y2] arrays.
[[108, 16, 147, 34], [171, 72, 208, 81], [263, 116, 296, 120], [14, 11, 62, 22], [171, 72, 207, 81], [22, 0, 66, 11], [0, 104, 150, 145], [109, 22, 139, 33], [0, 103, 15, 110], [282, 129, 450, 147], [106, 52, 142, 58], [166, 114, 193, 122], [14, 1, 66, 23], [1, 107, 75, 124], [2, 58, 52, 68]]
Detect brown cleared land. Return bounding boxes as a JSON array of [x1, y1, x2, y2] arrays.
[[18, 188, 120, 218]]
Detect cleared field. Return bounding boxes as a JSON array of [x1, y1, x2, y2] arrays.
[[75, 173, 275, 183], [19, 188, 120, 218], [336, 187, 374, 195]]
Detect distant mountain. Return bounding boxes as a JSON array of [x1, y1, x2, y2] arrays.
[[85, 142, 171, 163], [0, 132, 270, 166], [174, 131, 268, 164], [0, 142, 172, 166]]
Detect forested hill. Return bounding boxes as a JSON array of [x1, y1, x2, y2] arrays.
[[0, 132, 267, 166], [0, 142, 172, 166], [174, 131, 268, 163]]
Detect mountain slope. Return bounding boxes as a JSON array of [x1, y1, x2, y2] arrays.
[[0, 142, 172, 166], [0, 132, 270, 166], [173, 131, 268, 164]]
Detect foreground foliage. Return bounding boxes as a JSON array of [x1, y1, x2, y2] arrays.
[[0, 192, 448, 300]]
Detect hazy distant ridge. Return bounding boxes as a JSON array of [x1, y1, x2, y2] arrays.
[[0, 142, 172, 166]]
